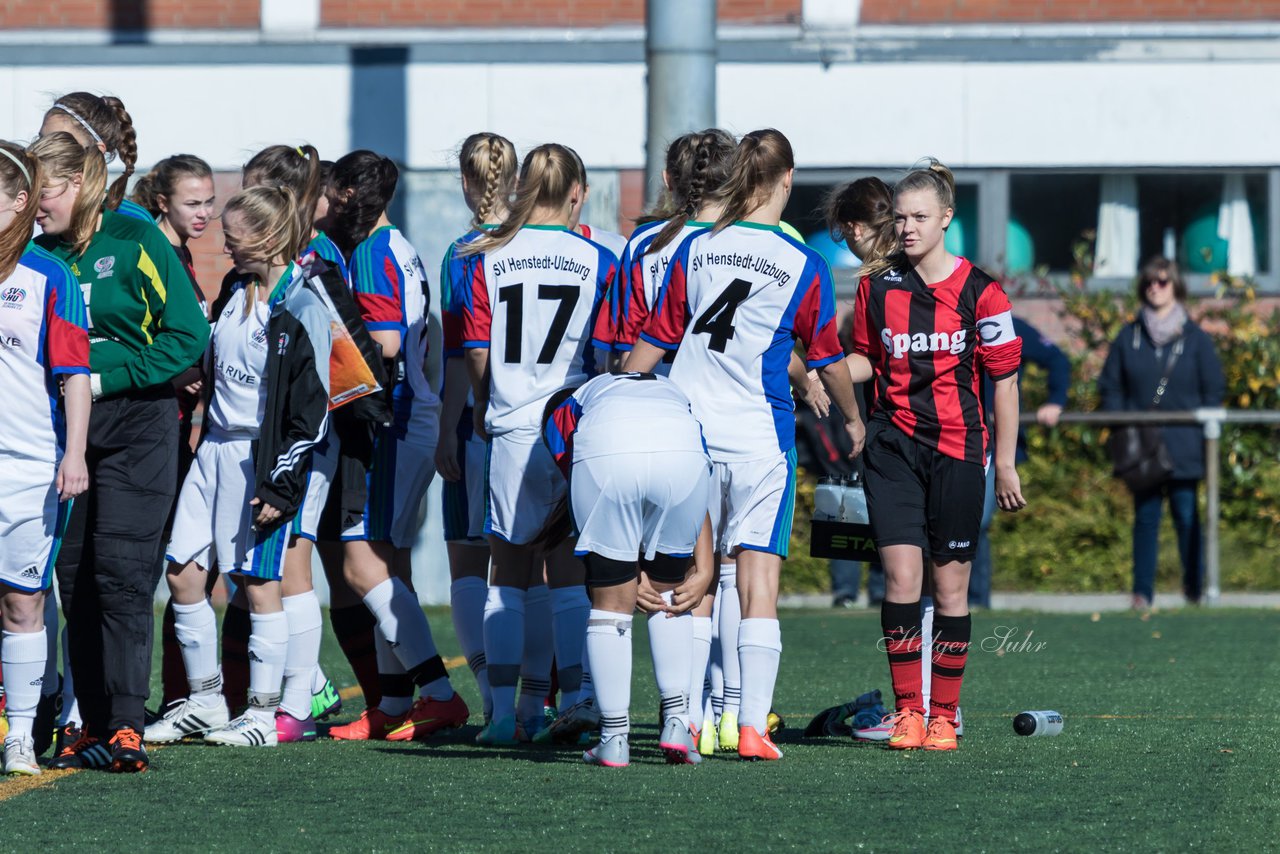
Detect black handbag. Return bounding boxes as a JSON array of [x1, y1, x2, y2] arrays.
[[1107, 338, 1182, 493]]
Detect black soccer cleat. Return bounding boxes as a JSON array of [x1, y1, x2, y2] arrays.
[[108, 727, 149, 773], [48, 728, 113, 770]]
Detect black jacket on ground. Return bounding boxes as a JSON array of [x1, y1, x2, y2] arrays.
[[1097, 315, 1225, 481]]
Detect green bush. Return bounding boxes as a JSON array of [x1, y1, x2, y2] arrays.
[[784, 273, 1280, 594]]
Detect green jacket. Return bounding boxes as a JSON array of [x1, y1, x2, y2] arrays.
[[37, 209, 209, 397]]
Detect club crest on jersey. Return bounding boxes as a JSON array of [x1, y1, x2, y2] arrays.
[[251, 327, 268, 349], [881, 328, 968, 359], [95, 256, 116, 279], [276, 332, 289, 354], [1, 286, 25, 306]]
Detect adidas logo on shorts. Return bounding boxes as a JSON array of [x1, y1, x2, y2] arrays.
[[18, 565, 41, 581]]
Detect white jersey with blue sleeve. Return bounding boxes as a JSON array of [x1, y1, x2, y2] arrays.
[[640, 222, 843, 462]]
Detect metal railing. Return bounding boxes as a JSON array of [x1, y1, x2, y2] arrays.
[[1019, 408, 1280, 605]]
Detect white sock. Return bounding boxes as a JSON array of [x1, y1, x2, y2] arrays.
[[549, 586, 590, 709], [311, 665, 328, 694], [709, 591, 724, 719], [483, 585, 526, 721], [450, 576, 491, 718], [718, 564, 742, 715], [375, 626, 412, 716], [2, 629, 46, 739], [920, 597, 934, 712], [172, 599, 221, 705], [518, 585, 553, 722], [281, 592, 322, 719], [247, 610, 288, 725], [585, 610, 632, 738], [648, 592, 693, 727], [689, 616, 713, 723], [59, 623, 79, 727], [363, 578, 451, 699], [737, 617, 782, 732]]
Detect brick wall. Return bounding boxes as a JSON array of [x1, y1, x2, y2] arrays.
[[320, 0, 800, 27], [859, 0, 1280, 24], [0, 0, 259, 28]]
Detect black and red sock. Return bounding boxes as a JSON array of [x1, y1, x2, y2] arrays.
[[331, 604, 381, 709], [929, 613, 971, 722], [881, 600, 924, 713]]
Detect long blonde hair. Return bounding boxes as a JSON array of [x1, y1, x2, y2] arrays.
[[460, 144, 580, 256], [221, 185, 303, 314], [460, 132, 517, 231], [0, 141, 43, 280], [28, 132, 108, 258], [863, 158, 957, 278]]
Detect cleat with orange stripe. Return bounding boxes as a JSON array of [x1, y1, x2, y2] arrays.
[[737, 725, 783, 761], [385, 693, 469, 742], [885, 708, 926, 750], [328, 707, 409, 741], [923, 716, 958, 751]]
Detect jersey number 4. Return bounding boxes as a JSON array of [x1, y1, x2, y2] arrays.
[[692, 278, 751, 353], [498, 283, 580, 364]]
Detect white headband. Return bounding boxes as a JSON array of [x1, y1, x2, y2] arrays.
[[0, 147, 30, 187], [52, 103, 115, 163]]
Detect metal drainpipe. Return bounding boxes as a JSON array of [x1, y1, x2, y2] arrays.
[[1199, 408, 1225, 605], [645, 0, 717, 208]]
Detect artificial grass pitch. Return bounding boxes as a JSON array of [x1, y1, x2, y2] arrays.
[[2, 607, 1277, 851]]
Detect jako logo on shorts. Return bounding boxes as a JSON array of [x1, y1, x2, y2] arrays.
[[880, 327, 967, 359]]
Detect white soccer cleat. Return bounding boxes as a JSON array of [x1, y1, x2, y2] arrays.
[[582, 734, 629, 768], [144, 698, 230, 743], [203, 714, 278, 748], [4, 735, 40, 776], [659, 718, 702, 766]]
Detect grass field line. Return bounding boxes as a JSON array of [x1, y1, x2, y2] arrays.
[[0, 743, 172, 804]]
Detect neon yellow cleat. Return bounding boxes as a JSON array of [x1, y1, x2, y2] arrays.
[[717, 711, 739, 751], [697, 718, 718, 755]]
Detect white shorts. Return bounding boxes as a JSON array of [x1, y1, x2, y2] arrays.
[[293, 430, 337, 542], [571, 450, 713, 562], [166, 433, 289, 580], [0, 462, 64, 592], [387, 401, 439, 549], [484, 433, 565, 545], [708, 449, 798, 558]]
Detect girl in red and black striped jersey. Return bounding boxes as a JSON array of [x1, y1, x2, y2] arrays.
[[849, 160, 1026, 751]]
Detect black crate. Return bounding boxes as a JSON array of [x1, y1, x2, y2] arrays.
[[808, 519, 879, 562]]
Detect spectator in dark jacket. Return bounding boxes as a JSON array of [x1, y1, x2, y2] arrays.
[[1098, 257, 1225, 608], [971, 317, 1071, 607]]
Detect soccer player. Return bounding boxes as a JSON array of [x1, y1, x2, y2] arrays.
[[848, 159, 1025, 751], [32, 132, 209, 773], [0, 142, 91, 776], [324, 150, 469, 742], [627, 128, 864, 761], [565, 146, 628, 261], [132, 154, 220, 715], [38, 93, 151, 223], [436, 132, 519, 729], [541, 372, 715, 767], [235, 145, 344, 726], [458, 143, 616, 745], [154, 185, 330, 748]]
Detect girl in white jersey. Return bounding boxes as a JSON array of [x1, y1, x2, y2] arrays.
[[325, 150, 468, 743], [436, 133, 521, 730], [153, 186, 322, 748], [0, 142, 91, 775], [459, 143, 616, 745], [628, 128, 865, 761], [540, 373, 715, 767]]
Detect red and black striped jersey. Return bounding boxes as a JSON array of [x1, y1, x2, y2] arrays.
[[851, 257, 1021, 464]]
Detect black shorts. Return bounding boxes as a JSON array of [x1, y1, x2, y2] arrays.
[[862, 417, 985, 563]]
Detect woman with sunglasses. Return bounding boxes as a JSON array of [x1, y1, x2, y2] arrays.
[[1098, 257, 1224, 609]]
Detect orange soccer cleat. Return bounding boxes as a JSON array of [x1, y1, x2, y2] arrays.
[[884, 708, 926, 750], [923, 716, 959, 751]]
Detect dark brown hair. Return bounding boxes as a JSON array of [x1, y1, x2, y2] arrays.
[[45, 92, 137, 211], [328, 149, 399, 257], [711, 128, 794, 233], [132, 154, 213, 216], [824, 177, 897, 276], [649, 129, 736, 254]]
